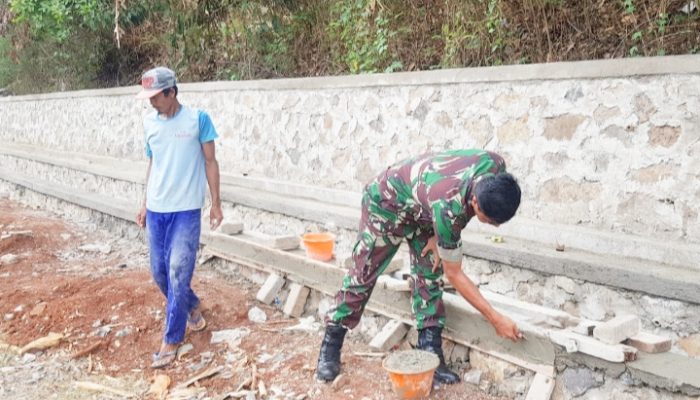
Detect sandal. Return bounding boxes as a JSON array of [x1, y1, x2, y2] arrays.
[[188, 310, 207, 332], [151, 349, 177, 369]]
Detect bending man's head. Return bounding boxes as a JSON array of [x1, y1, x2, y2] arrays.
[[472, 173, 521, 226]]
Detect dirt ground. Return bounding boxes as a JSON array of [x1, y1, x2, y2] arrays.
[[0, 198, 507, 400]]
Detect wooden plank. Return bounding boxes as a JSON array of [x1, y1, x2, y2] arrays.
[[525, 373, 555, 400], [549, 330, 637, 363]]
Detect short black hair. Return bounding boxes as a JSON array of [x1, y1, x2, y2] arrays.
[[162, 85, 178, 97], [474, 173, 521, 224]]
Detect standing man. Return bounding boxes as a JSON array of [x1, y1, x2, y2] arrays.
[[135, 67, 223, 369], [317, 149, 522, 384]]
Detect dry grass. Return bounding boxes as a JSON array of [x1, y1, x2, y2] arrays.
[[3, 0, 699, 93]]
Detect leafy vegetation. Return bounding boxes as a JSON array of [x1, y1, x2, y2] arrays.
[[0, 0, 698, 94]]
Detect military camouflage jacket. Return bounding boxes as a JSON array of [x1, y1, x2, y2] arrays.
[[364, 149, 506, 262]]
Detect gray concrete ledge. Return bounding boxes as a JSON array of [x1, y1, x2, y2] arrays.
[[4, 142, 700, 271], [560, 350, 700, 396], [2, 145, 700, 305], [461, 232, 700, 305], [2, 55, 699, 102], [628, 352, 700, 396], [0, 170, 134, 221]]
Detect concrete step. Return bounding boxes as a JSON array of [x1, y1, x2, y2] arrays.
[[2, 144, 700, 305]]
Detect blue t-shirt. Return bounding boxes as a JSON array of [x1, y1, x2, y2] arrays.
[[144, 105, 219, 212]]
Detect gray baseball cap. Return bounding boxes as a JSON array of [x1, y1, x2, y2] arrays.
[[135, 67, 176, 99]]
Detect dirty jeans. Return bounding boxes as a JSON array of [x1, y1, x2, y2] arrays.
[[146, 209, 201, 344], [326, 195, 446, 330]]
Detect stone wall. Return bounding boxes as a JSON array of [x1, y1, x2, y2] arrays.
[[1, 56, 699, 245]]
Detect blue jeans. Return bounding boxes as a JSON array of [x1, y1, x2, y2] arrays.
[[146, 209, 201, 344]]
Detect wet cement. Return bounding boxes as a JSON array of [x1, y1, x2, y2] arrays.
[[384, 350, 440, 374]]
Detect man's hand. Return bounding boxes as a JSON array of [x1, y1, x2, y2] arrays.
[[210, 204, 223, 230], [421, 236, 442, 273], [491, 312, 522, 342], [136, 206, 147, 229]]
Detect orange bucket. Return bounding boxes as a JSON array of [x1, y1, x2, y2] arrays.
[[301, 233, 335, 261], [382, 350, 439, 399]]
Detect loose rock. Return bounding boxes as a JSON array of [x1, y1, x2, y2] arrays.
[[29, 302, 47, 316], [115, 327, 132, 338], [0, 254, 19, 265], [463, 369, 482, 385], [78, 243, 112, 255], [211, 328, 251, 348], [248, 307, 267, 323]]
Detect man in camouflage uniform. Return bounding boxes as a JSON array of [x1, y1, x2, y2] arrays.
[[316, 149, 523, 384]]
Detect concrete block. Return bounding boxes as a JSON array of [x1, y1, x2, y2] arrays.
[[572, 320, 597, 336], [220, 221, 243, 235], [283, 283, 310, 317], [397, 339, 413, 351], [525, 372, 555, 400], [369, 320, 409, 351], [625, 332, 671, 353], [271, 235, 300, 250], [463, 369, 483, 386], [679, 334, 700, 357], [256, 273, 286, 304], [450, 343, 470, 364], [593, 315, 641, 345], [405, 327, 419, 347]]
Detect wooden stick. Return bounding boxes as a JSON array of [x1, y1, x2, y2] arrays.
[[74, 381, 134, 397], [0, 342, 21, 354], [353, 351, 386, 358], [235, 377, 252, 392], [251, 364, 258, 391], [177, 365, 224, 389], [220, 391, 253, 399], [71, 341, 103, 359], [258, 380, 267, 397], [260, 327, 294, 332], [264, 319, 296, 325], [19, 332, 63, 354]]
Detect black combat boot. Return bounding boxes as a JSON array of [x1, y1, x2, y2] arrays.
[[417, 326, 461, 384], [316, 324, 348, 382]]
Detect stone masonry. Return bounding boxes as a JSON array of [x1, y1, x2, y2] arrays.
[[1, 59, 699, 245]]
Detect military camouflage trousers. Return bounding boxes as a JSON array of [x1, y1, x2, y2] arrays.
[[325, 198, 447, 330]]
